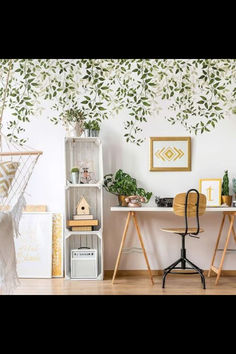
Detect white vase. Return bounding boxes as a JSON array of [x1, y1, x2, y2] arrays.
[[65, 122, 84, 137]]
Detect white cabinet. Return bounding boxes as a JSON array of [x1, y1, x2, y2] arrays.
[[64, 137, 103, 280]]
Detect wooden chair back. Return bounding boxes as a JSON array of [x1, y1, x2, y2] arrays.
[[173, 192, 206, 217]]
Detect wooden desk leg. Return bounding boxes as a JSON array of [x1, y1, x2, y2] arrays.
[[215, 215, 235, 285], [131, 212, 154, 285], [112, 211, 131, 285], [208, 214, 225, 278], [228, 215, 236, 242]]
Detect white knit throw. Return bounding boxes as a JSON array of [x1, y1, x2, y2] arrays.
[[0, 193, 26, 294]]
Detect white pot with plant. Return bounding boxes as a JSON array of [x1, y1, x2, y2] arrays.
[[71, 167, 80, 184], [63, 108, 86, 137]]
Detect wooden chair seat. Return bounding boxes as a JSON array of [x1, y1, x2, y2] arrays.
[[160, 227, 204, 234]]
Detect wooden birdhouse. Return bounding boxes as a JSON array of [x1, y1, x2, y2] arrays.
[[76, 196, 90, 215]]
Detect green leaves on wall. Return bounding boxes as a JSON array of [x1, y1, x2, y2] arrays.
[[0, 59, 235, 145]]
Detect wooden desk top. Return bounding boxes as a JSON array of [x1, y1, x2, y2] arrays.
[[110, 205, 236, 212]]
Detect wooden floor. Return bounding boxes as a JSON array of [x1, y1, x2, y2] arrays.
[[8, 273, 236, 295]]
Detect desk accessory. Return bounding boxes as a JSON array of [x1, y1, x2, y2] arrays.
[[155, 196, 173, 207]]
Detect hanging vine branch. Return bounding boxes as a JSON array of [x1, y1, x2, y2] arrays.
[[0, 59, 235, 146]]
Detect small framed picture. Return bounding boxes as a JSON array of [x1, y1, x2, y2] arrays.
[[150, 137, 191, 171], [199, 179, 222, 206]]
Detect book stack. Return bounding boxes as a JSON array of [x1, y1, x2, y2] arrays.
[[67, 214, 98, 231]]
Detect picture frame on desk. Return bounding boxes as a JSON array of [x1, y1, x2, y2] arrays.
[[199, 178, 222, 207], [149, 137, 191, 171]]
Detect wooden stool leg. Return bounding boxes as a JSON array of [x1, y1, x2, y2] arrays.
[[131, 212, 154, 285], [208, 214, 225, 277], [112, 211, 131, 285], [215, 215, 235, 285]]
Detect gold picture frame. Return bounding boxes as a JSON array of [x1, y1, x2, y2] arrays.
[[150, 137, 191, 171], [199, 178, 222, 207]]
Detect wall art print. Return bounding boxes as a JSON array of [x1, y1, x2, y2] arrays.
[[150, 137, 191, 171]]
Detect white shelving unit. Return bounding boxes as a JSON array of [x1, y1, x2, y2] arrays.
[[64, 137, 103, 280]]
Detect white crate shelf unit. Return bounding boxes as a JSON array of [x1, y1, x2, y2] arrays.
[[64, 137, 104, 280]]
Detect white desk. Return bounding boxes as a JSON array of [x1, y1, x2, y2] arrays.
[[110, 205, 236, 285]]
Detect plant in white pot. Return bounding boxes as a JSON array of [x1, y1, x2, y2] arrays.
[[63, 108, 86, 137], [71, 167, 80, 184]]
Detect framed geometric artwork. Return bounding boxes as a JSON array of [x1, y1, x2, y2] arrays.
[[15, 212, 53, 278], [150, 137, 191, 171], [199, 178, 222, 207]]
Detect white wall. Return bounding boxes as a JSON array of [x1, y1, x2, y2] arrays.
[[10, 103, 236, 270]]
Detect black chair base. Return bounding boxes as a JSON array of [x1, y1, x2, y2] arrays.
[[162, 256, 206, 289]]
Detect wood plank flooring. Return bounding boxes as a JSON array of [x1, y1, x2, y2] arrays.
[[8, 273, 236, 295]]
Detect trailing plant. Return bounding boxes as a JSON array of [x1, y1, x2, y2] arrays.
[[103, 169, 152, 202], [222, 170, 229, 196], [0, 59, 236, 145]]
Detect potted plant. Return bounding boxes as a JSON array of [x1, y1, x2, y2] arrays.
[[71, 167, 80, 184], [222, 170, 232, 206], [103, 169, 152, 206], [84, 120, 101, 137], [63, 108, 86, 137], [90, 120, 100, 137]]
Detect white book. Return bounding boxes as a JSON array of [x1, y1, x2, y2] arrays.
[[73, 214, 93, 220]]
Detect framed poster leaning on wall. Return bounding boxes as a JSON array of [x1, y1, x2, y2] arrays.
[[15, 212, 53, 278], [199, 178, 222, 207]]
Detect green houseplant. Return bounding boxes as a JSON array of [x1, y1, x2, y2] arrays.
[[222, 170, 232, 206], [84, 120, 100, 137], [103, 169, 152, 206], [71, 167, 80, 184], [63, 108, 86, 137]]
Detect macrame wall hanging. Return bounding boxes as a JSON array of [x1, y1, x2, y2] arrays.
[[0, 60, 43, 293]]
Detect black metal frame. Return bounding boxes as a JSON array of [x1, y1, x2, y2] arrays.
[[162, 189, 206, 289]]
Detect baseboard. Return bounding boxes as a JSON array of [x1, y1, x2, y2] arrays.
[[104, 269, 236, 277]]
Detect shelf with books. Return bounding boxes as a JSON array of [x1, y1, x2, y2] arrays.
[[64, 137, 103, 280]]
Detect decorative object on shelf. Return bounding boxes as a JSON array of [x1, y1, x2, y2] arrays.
[[155, 196, 173, 207], [71, 249, 98, 279], [76, 196, 90, 215], [150, 137, 191, 171], [84, 120, 100, 137], [124, 195, 147, 207], [80, 167, 91, 184], [71, 167, 80, 184], [199, 178, 222, 206], [221, 170, 232, 206], [63, 108, 86, 137], [103, 169, 152, 207]]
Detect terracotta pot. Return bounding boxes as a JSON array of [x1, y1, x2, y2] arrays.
[[118, 195, 129, 207], [221, 195, 232, 206]]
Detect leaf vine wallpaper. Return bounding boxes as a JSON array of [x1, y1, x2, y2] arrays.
[[0, 59, 235, 145]]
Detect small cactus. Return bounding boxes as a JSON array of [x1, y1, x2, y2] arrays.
[[222, 170, 229, 196]]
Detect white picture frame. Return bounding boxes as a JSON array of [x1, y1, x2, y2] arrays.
[[199, 179, 222, 207], [15, 212, 53, 278]]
